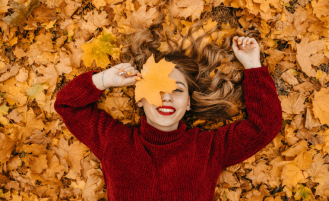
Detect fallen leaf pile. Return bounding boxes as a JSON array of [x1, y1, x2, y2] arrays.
[[0, 0, 329, 200]]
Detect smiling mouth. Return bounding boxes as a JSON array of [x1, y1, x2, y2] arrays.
[[157, 108, 176, 115]]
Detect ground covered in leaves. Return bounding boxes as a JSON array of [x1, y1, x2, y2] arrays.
[[1, 0, 329, 200]]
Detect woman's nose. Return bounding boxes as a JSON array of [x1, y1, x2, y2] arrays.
[[160, 92, 172, 102]]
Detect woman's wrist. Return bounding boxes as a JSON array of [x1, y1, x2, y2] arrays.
[[243, 61, 262, 69], [92, 70, 112, 90]]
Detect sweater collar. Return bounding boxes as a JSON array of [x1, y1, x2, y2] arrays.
[[139, 115, 187, 145]]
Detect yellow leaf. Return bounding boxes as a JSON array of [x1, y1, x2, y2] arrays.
[[25, 83, 49, 102], [0, 0, 10, 13], [312, 87, 329, 125], [281, 163, 307, 187], [135, 54, 177, 107], [81, 30, 120, 68], [281, 140, 308, 157], [92, 0, 106, 9], [292, 151, 313, 170]]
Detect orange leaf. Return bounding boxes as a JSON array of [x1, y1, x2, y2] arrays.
[[135, 55, 177, 107]]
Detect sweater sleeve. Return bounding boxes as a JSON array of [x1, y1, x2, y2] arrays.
[[54, 70, 121, 161], [217, 65, 282, 170]]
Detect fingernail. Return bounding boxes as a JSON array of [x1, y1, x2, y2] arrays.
[[127, 71, 131, 75], [135, 77, 141, 81], [246, 41, 249, 44], [243, 43, 245, 47], [238, 40, 241, 45], [119, 72, 124, 75]]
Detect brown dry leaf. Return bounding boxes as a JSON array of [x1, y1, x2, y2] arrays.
[[27, 3, 57, 24], [296, 37, 324, 77], [311, 0, 329, 19], [172, 0, 204, 22], [279, 92, 306, 115], [64, 141, 89, 174], [305, 153, 329, 196], [280, 69, 299, 86], [264, 48, 285, 74], [135, 54, 177, 107], [2, 0, 41, 27], [99, 96, 133, 121], [120, 4, 158, 32], [305, 105, 321, 129]]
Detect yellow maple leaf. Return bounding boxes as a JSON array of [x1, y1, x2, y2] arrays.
[[135, 55, 177, 107], [312, 87, 329, 125], [81, 30, 120, 68]]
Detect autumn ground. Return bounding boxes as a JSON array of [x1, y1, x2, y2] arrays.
[[1, 0, 329, 200]]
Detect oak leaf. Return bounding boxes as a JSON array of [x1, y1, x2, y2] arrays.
[[135, 54, 177, 107]]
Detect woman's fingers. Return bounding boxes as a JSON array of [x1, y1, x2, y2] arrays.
[[233, 36, 257, 48], [237, 36, 245, 46], [242, 37, 250, 47]]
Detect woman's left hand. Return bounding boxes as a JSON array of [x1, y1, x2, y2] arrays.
[[232, 36, 262, 69]]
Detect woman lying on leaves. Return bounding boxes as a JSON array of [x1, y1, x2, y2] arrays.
[[54, 4, 282, 201]]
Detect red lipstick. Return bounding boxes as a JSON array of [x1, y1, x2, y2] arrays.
[[156, 106, 176, 116]]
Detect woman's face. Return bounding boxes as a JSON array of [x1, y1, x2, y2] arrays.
[[137, 68, 190, 132]]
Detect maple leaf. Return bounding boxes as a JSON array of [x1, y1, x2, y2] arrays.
[[64, 141, 89, 174], [172, 0, 204, 22], [2, 0, 41, 27], [311, 0, 329, 19], [296, 37, 324, 77], [82, 174, 104, 200], [26, 83, 50, 104], [81, 29, 120, 68], [281, 163, 307, 187], [135, 54, 177, 107], [305, 152, 329, 196], [312, 87, 329, 126], [279, 92, 306, 115], [253, 0, 279, 13]]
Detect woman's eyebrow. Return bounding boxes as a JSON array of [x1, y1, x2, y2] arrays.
[[176, 81, 186, 87]]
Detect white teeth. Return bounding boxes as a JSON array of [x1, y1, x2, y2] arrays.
[[158, 108, 174, 113]]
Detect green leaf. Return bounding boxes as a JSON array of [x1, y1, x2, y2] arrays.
[[81, 30, 121, 68], [294, 184, 312, 201]]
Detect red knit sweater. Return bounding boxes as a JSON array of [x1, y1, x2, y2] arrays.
[[54, 65, 282, 201]]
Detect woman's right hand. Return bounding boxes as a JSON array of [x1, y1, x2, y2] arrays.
[[105, 63, 142, 87]]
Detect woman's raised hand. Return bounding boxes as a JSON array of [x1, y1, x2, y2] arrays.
[[232, 36, 262, 69], [105, 63, 142, 87]]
